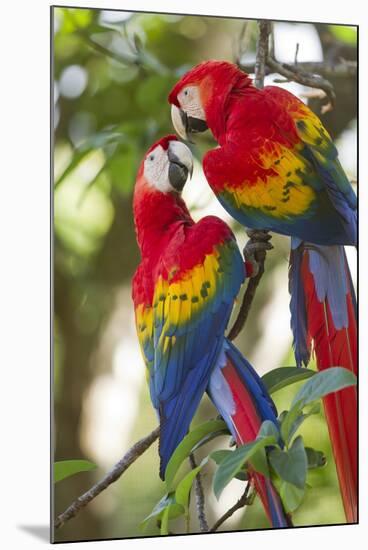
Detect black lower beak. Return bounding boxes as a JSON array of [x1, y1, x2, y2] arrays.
[[187, 115, 208, 134], [179, 109, 208, 142], [168, 150, 189, 192]]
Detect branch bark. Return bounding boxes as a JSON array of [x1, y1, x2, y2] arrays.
[[254, 20, 272, 89], [240, 59, 357, 79], [54, 427, 160, 529], [210, 483, 252, 532], [189, 453, 209, 533], [266, 57, 336, 110]]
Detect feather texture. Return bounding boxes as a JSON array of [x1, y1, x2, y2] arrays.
[[208, 340, 290, 528], [290, 243, 357, 522]]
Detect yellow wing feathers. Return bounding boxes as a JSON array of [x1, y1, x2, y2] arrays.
[[226, 143, 316, 219]]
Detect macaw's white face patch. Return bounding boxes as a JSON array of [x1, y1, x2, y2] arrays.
[[144, 141, 193, 194], [144, 144, 172, 193], [178, 85, 206, 121]]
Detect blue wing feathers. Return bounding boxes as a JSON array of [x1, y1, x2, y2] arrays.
[[289, 243, 310, 367], [153, 234, 246, 478]]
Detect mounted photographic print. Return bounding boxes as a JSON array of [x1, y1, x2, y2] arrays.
[[52, 5, 358, 543]]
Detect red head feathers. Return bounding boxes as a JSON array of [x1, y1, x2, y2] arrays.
[[168, 60, 252, 107], [168, 60, 253, 141]]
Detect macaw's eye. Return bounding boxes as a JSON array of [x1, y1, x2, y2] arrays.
[[184, 89, 189, 96], [149, 155, 155, 161]]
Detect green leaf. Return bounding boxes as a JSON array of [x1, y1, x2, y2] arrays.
[[280, 481, 305, 513], [175, 458, 208, 509], [249, 447, 270, 478], [262, 367, 315, 394], [258, 419, 280, 440], [160, 505, 170, 535], [54, 459, 97, 483], [280, 405, 302, 444], [133, 32, 143, 52], [211, 451, 248, 480], [211, 450, 232, 465], [234, 470, 248, 481], [269, 436, 307, 489], [291, 367, 356, 410], [165, 419, 227, 490], [283, 403, 321, 444], [141, 493, 184, 530], [305, 447, 327, 469], [278, 410, 288, 424], [281, 368, 356, 444], [191, 429, 230, 453], [213, 435, 276, 499]]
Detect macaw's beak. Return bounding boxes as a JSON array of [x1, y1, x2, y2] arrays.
[[171, 104, 208, 143], [168, 140, 194, 192]]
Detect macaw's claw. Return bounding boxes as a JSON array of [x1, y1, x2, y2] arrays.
[[243, 230, 273, 278], [246, 228, 273, 242]]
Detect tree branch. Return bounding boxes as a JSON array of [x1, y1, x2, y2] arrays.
[[54, 426, 160, 529], [240, 58, 357, 80], [228, 235, 268, 341], [254, 20, 272, 89], [189, 453, 209, 533], [266, 57, 336, 111], [229, 21, 272, 341], [210, 483, 252, 532], [238, 26, 358, 114]]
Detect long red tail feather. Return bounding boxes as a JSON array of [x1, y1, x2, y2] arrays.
[[221, 358, 291, 528], [301, 249, 357, 522]]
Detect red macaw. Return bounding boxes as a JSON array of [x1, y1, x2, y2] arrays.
[[168, 61, 357, 523], [132, 135, 291, 528]]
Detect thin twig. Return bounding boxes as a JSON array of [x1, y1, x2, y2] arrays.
[[189, 453, 209, 533], [267, 56, 336, 110], [238, 60, 357, 79], [210, 483, 252, 532], [54, 427, 160, 529], [294, 43, 300, 66]]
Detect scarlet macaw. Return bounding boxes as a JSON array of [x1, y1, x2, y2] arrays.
[[132, 135, 290, 528], [168, 61, 357, 522]]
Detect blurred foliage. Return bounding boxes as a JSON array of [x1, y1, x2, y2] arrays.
[[53, 6, 357, 543], [328, 25, 357, 45]]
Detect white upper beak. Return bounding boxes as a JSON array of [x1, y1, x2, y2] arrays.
[[171, 104, 188, 141]]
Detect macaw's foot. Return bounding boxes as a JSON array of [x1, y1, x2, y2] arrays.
[[243, 229, 273, 278]]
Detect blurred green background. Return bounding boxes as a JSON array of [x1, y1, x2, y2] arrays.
[[53, 7, 357, 543]]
